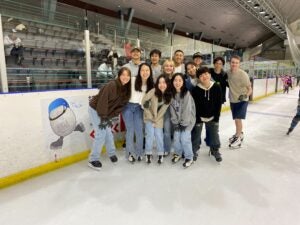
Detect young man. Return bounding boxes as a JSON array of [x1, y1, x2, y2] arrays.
[[227, 55, 252, 148], [191, 67, 223, 162], [210, 57, 228, 104], [193, 52, 203, 69], [123, 47, 143, 77], [150, 49, 162, 81], [173, 50, 185, 74]]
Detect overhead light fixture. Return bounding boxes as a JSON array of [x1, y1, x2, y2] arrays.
[[264, 13, 269, 18], [247, 0, 252, 2], [271, 21, 277, 26], [254, 3, 259, 9], [259, 9, 266, 14]]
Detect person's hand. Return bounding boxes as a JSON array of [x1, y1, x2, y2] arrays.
[[98, 118, 112, 129], [143, 100, 151, 109], [179, 125, 187, 132], [173, 124, 180, 131], [238, 94, 248, 101]]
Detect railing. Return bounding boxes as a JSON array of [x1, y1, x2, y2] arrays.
[[0, 0, 82, 30]]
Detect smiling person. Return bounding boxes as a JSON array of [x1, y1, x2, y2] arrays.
[[88, 67, 131, 170], [170, 73, 196, 168], [142, 75, 172, 164], [122, 63, 154, 163], [227, 55, 252, 149], [123, 47, 143, 77], [191, 67, 223, 162], [173, 50, 185, 74], [150, 49, 162, 81]]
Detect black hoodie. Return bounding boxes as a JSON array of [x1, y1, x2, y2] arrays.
[[191, 81, 222, 123]]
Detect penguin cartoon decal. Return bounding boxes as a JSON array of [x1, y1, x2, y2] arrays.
[[48, 98, 85, 149]]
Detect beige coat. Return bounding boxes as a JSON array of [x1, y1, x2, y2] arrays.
[[142, 88, 170, 128]]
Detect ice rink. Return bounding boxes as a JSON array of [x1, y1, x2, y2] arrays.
[[0, 88, 299, 225]]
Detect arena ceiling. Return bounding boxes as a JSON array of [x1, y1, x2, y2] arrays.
[[60, 0, 300, 49]]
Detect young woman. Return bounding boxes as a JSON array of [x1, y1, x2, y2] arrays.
[[185, 62, 198, 92], [161, 59, 175, 156], [122, 63, 154, 162], [142, 75, 172, 164], [88, 67, 131, 170], [170, 73, 196, 168]]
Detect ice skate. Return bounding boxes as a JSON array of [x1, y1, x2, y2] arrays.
[[229, 136, 242, 149], [146, 154, 152, 164], [171, 154, 181, 163], [183, 159, 193, 168], [286, 128, 293, 135], [209, 148, 222, 163], [158, 155, 163, 164]]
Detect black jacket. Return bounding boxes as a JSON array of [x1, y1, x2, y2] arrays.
[[209, 68, 228, 104]]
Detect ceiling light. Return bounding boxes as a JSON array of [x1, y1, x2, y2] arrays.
[[254, 3, 259, 9], [259, 9, 266, 14], [247, 0, 252, 2], [264, 13, 269, 18], [272, 21, 277, 26]]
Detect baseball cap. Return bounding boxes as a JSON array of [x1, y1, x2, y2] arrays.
[[131, 47, 141, 52], [193, 52, 203, 59]]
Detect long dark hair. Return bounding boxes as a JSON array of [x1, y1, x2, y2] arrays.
[[171, 73, 188, 99], [135, 63, 154, 93], [154, 74, 172, 104], [116, 67, 131, 101]]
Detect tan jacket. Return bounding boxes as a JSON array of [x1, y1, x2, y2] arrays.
[[142, 88, 170, 128]]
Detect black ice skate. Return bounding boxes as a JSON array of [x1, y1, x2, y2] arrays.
[[209, 148, 222, 162], [158, 155, 163, 164], [286, 128, 293, 135], [146, 154, 152, 164]]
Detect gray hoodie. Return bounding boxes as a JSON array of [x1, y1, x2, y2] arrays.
[[170, 91, 196, 131]]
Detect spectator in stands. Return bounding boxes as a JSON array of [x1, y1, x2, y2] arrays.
[[193, 52, 203, 69], [124, 40, 132, 60], [150, 49, 162, 81], [142, 74, 172, 164], [97, 58, 113, 83], [227, 55, 252, 149], [185, 62, 198, 92], [123, 47, 143, 77], [108, 47, 119, 73], [286, 89, 300, 135], [173, 50, 185, 74], [88, 67, 131, 170], [4, 29, 23, 65], [122, 63, 154, 162], [210, 57, 228, 104]]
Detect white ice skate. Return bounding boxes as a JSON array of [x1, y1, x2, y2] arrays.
[[229, 136, 242, 149]]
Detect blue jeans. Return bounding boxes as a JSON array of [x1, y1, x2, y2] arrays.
[[88, 107, 116, 161], [173, 130, 194, 160], [163, 107, 173, 153], [192, 121, 221, 156], [145, 121, 164, 156], [122, 103, 144, 158]]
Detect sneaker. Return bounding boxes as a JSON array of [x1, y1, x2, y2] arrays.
[[158, 155, 163, 164], [183, 159, 193, 168], [146, 154, 152, 164], [88, 161, 102, 170], [286, 128, 293, 135], [193, 156, 198, 162], [110, 155, 118, 163], [128, 154, 136, 163], [171, 154, 181, 163], [137, 156, 143, 161]]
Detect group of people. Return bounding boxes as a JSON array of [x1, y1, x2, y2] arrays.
[[88, 47, 252, 170]]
